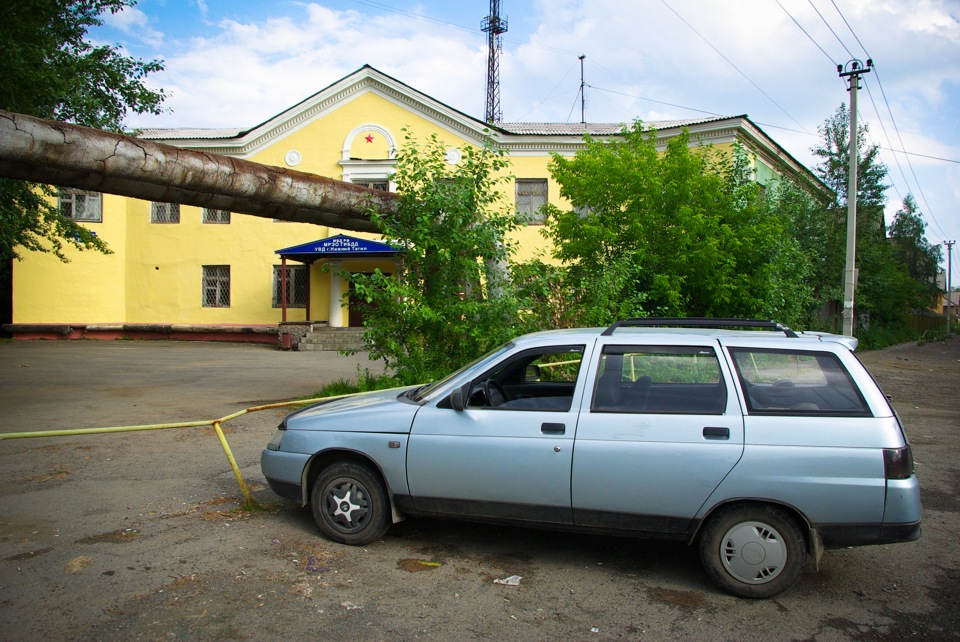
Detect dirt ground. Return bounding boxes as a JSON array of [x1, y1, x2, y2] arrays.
[[0, 337, 958, 641]]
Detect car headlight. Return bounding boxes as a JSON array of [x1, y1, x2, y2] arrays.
[[266, 428, 285, 451]]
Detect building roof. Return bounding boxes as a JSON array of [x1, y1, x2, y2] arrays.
[[137, 127, 245, 140], [136, 118, 733, 142], [131, 65, 826, 198], [497, 117, 732, 136]]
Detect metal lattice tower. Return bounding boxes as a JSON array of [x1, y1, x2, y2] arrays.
[[481, 0, 507, 125]]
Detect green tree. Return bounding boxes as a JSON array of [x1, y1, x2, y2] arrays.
[[348, 131, 521, 384], [1, 0, 166, 267], [889, 194, 943, 308], [538, 122, 811, 326], [808, 104, 909, 331]]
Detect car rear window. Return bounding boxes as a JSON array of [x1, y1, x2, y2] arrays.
[[728, 347, 871, 416]]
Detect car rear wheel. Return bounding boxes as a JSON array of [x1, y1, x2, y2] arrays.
[[699, 504, 805, 598], [311, 462, 390, 546]]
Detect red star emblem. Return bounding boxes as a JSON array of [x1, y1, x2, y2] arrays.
[[365, 134, 374, 143]]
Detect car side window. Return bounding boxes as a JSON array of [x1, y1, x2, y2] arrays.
[[729, 347, 871, 416], [467, 345, 585, 411], [592, 346, 726, 414]]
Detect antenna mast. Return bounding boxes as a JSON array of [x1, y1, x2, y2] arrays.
[[482, 0, 508, 125], [579, 54, 586, 124]]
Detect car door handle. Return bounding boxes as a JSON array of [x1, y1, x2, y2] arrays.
[[541, 422, 565, 434], [703, 426, 730, 440]]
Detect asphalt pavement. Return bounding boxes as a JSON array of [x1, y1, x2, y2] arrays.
[[0, 339, 381, 433]]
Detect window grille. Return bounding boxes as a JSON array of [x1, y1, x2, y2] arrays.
[[515, 179, 548, 223], [151, 202, 180, 223], [353, 179, 391, 191], [273, 265, 308, 308], [202, 265, 230, 307], [59, 189, 102, 222], [202, 208, 230, 224]]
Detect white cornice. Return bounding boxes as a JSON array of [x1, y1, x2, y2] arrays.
[[140, 67, 823, 193], [149, 67, 496, 157]]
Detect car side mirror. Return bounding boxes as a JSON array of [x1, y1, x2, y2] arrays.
[[525, 364, 542, 382], [450, 384, 467, 411]]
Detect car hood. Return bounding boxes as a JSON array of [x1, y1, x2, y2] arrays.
[[283, 386, 420, 434]]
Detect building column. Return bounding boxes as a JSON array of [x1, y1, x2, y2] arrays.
[[328, 262, 343, 327]]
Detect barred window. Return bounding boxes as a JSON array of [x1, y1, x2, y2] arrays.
[[202, 265, 230, 307], [59, 189, 102, 222], [151, 202, 180, 223], [353, 179, 391, 191], [202, 208, 230, 224], [516, 178, 548, 223], [272, 265, 308, 308]]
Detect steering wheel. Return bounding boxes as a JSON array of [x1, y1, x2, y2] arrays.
[[483, 379, 508, 407]]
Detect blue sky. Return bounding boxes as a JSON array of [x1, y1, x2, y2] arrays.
[[92, 0, 960, 283]]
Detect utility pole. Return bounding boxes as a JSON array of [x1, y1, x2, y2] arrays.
[[946, 240, 956, 336], [579, 54, 586, 124], [838, 59, 872, 337]]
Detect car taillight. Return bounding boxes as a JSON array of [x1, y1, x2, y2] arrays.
[[884, 446, 914, 480]]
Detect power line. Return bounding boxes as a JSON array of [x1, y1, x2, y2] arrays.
[[860, 82, 907, 206], [829, 0, 872, 60], [589, 86, 725, 118], [514, 59, 580, 121], [875, 149, 960, 164], [806, 0, 855, 59], [776, 0, 836, 64], [824, 0, 948, 239], [659, 0, 811, 134], [342, 0, 954, 249]]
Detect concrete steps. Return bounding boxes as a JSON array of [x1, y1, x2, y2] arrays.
[[297, 326, 365, 351]]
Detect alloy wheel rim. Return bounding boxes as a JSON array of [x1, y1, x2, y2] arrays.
[[325, 480, 369, 533]]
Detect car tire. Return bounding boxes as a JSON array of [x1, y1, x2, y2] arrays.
[[311, 462, 390, 546], [699, 504, 806, 599]]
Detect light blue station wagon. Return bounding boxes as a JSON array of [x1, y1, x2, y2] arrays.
[[261, 318, 921, 598]]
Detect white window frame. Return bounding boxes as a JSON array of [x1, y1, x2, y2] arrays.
[[202, 208, 230, 224], [202, 265, 230, 308], [516, 178, 548, 223], [272, 264, 308, 308], [59, 189, 102, 222], [352, 179, 391, 191], [151, 202, 180, 224]]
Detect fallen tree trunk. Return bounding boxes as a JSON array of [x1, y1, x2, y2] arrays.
[[0, 110, 398, 232]]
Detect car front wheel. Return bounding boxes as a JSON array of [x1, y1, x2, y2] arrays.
[[311, 462, 390, 546], [699, 504, 806, 599]]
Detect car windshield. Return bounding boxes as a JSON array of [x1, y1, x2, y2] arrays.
[[407, 341, 516, 402]]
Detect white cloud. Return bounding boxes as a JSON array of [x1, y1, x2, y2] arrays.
[[133, 3, 484, 128], [101, 5, 164, 46], [112, 0, 960, 262]]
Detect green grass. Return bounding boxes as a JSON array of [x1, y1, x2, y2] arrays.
[[307, 367, 402, 400]]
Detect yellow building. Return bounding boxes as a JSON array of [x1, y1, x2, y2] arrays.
[[7, 66, 821, 347]]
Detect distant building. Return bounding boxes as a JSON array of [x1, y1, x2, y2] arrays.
[[7, 65, 824, 345], [936, 273, 960, 318]]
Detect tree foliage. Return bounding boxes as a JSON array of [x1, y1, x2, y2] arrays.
[[807, 104, 940, 332], [348, 131, 521, 384], [889, 195, 943, 308], [0, 0, 166, 266], [535, 122, 812, 327]]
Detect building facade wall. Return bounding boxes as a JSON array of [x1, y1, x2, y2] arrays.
[[10, 68, 813, 334]]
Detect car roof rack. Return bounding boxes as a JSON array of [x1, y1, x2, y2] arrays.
[[601, 317, 798, 338]]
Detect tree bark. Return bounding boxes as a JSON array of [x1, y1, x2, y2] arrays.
[[0, 110, 397, 232]]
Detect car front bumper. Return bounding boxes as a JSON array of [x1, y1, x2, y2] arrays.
[[260, 448, 310, 504]]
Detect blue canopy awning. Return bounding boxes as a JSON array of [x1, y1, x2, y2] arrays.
[[276, 234, 399, 263]]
